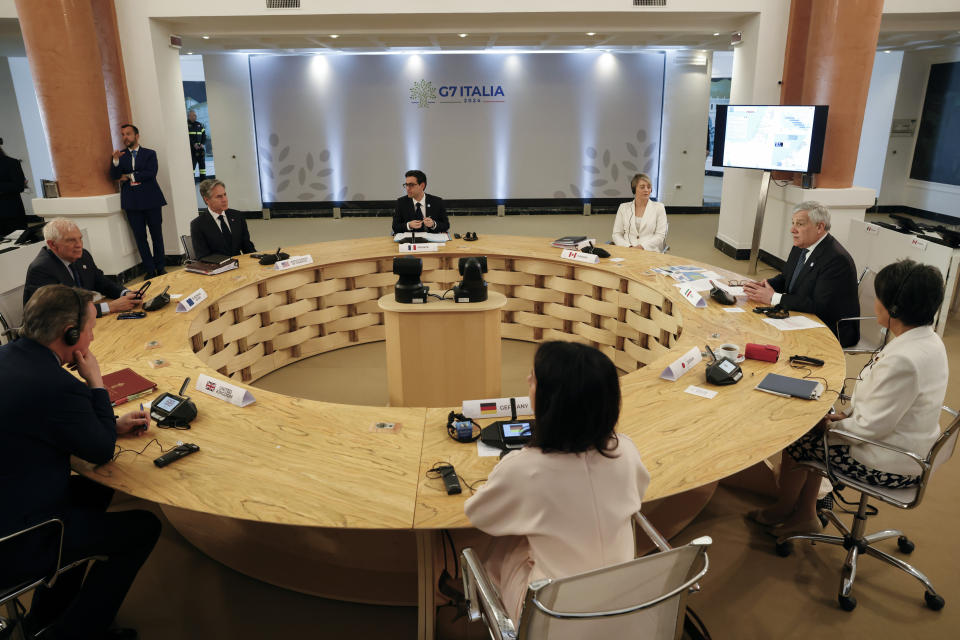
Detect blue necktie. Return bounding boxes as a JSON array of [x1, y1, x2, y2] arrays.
[[788, 249, 808, 293], [70, 262, 82, 287]]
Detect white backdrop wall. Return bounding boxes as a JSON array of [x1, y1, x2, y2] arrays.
[[249, 52, 664, 203], [879, 46, 960, 218], [853, 51, 903, 198]]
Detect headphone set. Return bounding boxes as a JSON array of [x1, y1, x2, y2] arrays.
[[454, 232, 479, 241], [886, 263, 919, 320], [64, 289, 85, 346], [446, 411, 481, 443]]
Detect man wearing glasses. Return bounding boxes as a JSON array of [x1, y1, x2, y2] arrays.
[[392, 170, 449, 235]]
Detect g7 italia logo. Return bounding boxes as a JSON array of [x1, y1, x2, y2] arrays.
[[409, 79, 506, 108]]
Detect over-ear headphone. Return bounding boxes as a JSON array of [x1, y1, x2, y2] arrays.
[[64, 289, 85, 346], [446, 411, 480, 443], [887, 263, 919, 319]]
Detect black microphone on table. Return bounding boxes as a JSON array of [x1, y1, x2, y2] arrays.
[[259, 247, 290, 265]]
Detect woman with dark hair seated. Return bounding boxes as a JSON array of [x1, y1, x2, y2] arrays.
[[464, 341, 651, 620], [749, 259, 949, 535]]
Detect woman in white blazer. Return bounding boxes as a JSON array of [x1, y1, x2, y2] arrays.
[[464, 342, 650, 622], [611, 173, 668, 251], [749, 259, 948, 536]]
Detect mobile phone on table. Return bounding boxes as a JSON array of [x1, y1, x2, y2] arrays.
[[118, 311, 147, 319]]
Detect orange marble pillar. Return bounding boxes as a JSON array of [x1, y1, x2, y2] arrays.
[[14, 0, 126, 197], [91, 0, 133, 152], [779, 0, 883, 188]]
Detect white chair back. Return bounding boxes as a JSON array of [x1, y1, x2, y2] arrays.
[[517, 541, 709, 640], [930, 407, 960, 474]]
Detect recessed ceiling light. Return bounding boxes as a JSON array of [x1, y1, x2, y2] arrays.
[[459, 33, 468, 38], [202, 35, 210, 40], [330, 34, 339, 39], [586, 32, 596, 36], [186, 51, 194, 55], [713, 32, 720, 36]]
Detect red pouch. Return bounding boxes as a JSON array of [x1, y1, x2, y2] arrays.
[[745, 343, 780, 363]]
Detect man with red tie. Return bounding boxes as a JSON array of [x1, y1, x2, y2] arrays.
[[189, 179, 257, 259]]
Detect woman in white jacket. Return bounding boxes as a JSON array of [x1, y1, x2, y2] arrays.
[[749, 259, 949, 536], [611, 173, 668, 251]]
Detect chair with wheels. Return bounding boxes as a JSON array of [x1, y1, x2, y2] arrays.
[[460, 512, 711, 640], [777, 406, 960, 612], [0, 518, 104, 640], [837, 266, 887, 355]]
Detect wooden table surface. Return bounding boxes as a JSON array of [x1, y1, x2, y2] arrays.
[[76, 235, 845, 532]]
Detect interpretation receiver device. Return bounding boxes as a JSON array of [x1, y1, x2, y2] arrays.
[[479, 397, 535, 450], [150, 377, 198, 428], [704, 345, 743, 386]]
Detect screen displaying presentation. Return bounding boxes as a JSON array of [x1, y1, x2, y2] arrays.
[[712, 105, 828, 173]]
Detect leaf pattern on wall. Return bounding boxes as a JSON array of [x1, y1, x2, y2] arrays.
[[257, 139, 361, 202], [554, 127, 657, 198]]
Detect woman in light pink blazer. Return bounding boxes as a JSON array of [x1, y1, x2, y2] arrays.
[[464, 341, 651, 621]]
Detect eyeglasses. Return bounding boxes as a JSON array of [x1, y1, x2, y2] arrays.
[[403, 182, 419, 189]]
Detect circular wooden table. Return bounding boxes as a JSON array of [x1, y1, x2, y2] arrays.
[[76, 236, 845, 639]]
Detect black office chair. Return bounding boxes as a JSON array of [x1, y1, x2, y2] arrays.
[[777, 406, 960, 611], [180, 234, 197, 262], [0, 518, 105, 639]]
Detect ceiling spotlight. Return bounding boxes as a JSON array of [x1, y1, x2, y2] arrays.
[[202, 35, 210, 40], [330, 34, 339, 39], [586, 32, 596, 36], [713, 32, 720, 37], [186, 51, 194, 55], [459, 33, 468, 38]]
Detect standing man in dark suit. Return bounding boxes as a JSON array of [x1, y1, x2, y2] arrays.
[[0, 138, 28, 238], [109, 124, 167, 278], [0, 285, 160, 640], [744, 201, 860, 347], [23, 218, 139, 317], [189, 179, 256, 259], [392, 169, 449, 235]]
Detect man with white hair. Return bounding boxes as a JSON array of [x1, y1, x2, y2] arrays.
[[744, 201, 860, 347], [22, 218, 140, 317]]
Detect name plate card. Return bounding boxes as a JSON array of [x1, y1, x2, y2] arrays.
[[399, 243, 443, 253], [175, 288, 207, 313], [660, 346, 702, 381], [560, 249, 600, 264], [275, 255, 314, 270], [196, 374, 256, 407], [679, 287, 707, 308], [462, 396, 533, 419]]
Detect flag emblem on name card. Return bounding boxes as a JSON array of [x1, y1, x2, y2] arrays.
[[205, 381, 216, 391], [480, 402, 497, 414]]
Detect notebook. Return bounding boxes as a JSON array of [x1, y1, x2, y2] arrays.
[[103, 368, 158, 406], [755, 373, 823, 400]]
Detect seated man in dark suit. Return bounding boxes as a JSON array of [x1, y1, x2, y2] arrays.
[[23, 218, 140, 317], [744, 201, 860, 347], [392, 169, 450, 235], [190, 179, 257, 259], [0, 285, 160, 640]]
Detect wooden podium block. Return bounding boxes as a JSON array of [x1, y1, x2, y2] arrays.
[[379, 292, 507, 407]]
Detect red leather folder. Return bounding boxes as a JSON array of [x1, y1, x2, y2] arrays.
[[102, 368, 157, 406], [745, 343, 780, 363]]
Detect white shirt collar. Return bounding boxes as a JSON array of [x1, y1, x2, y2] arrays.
[[800, 233, 827, 259], [209, 208, 228, 218], [411, 194, 426, 208]]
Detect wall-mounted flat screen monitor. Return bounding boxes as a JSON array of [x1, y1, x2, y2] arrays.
[[712, 104, 828, 173]]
